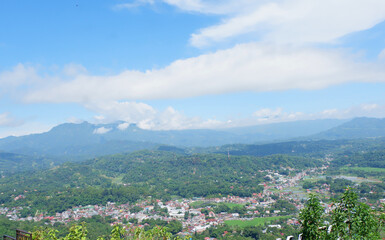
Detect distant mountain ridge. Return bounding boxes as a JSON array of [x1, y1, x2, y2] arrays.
[[1, 117, 385, 175], [0, 119, 347, 160], [310, 117, 385, 140]]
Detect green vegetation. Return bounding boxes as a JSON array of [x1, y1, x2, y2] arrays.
[[0, 152, 55, 176], [225, 216, 292, 228], [32, 223, 189, 240], [1, 133, 385, 239], [332, 150, 385, 168], [340, 166, 385, 172], [299, 188, 385, 239], [0, 215, 114, 239], [0, 150, 322, 214]]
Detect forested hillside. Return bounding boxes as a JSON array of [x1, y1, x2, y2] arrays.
[[0, 150, 322, 215], [211, 137, 385, 157], [0, 152, 54, 176]]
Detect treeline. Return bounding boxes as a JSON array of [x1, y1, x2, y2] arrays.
[[0, 152, 54, 176], [0, 150, 323, 215], [88, 151, 322, 199], [216, 140, 348, 157], [213, 137, 385, 158], [8, 186, 145, 216], [302, 176, 385, 200], [332, 150, 385, 168]]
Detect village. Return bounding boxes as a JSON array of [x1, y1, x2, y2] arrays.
[[1, 166, 338, 234]]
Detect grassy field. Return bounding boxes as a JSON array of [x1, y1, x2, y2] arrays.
[[225, 216, 292, 228], [341, 167, 385, 173], [189, 201, 211, 208], [111, 174, 124, 184], [221, 202, 245, 208]]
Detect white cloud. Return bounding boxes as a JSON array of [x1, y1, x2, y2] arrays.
[[0, 63, 89, 99], [116, 0, 261, 14], [2, 1, 385, 133], [62, 63, 87, 77], [250, 107, 304, 124], [379, 48, 385, 60], [318, 104, 385, 119], [162, 0, 206, 12], [189, 0, 385, 47], [117, 122, 130, 130], [88, 101, 385, 131], [93, 127, 112, 134], [117, 0, 385, 48], [0, 113, 14, 127], [88, 101, 157, 124], [89, 101, 224, 130], [115, 0, 155, 10], [0, 64, 40, 89], [22, 43, 385, 104], [253, 108, 283, 119], [0, 112, 23, 128], [67, 117, 84, 124], [0, 121, 53, 138], [161, 0, 245, 14], [136, 106, 221, 130], [248, 104, 385, 125]]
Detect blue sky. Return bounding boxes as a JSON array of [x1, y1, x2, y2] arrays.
[[1, 0, 385, 137]]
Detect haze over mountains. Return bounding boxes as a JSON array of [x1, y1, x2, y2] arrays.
[[2, 117, 385, 221], [309, 117, 385, 140], [0, 118, 346, 158], [0, 117, 384, 161]]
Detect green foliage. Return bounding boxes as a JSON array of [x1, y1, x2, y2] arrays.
[[110, 224, 126, 240], [299, 188, 383, 239], [33, 227, 59, 240], [213, 203, 247, 215], [33, 222, 88, 240], [130, 206, 143, 213], [299, 194, 325, 239], [0, 152, 54, 176], [271, 199, 297, 215], [0, 150, 321, 214], [225, 216, 292, 228], [329, 188, 380, 239], [31, 223, 189, 240], [166, 220, 183, 235], [64, 223, 88, 240], [332, 149, 385, 169]]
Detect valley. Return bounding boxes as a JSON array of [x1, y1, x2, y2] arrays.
[[1, 118, 385, 239]]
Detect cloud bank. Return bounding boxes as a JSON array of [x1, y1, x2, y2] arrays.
[[22, 43, 385, 104], [93, 103, 385, 131], [116, 0, 385, 48], [189, 0, 385, 47]]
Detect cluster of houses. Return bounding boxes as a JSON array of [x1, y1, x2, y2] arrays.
[[0, 166, 345, 235]]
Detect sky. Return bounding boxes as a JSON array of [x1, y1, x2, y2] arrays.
[[1, 0, 385, 137]]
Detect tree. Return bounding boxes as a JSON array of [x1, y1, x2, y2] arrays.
[[299, 194, 325, 239], [243, 226, 260, 239], [329, 188, 380, 240], [299, 188, 383, 240], [167, 220, 183, 235]]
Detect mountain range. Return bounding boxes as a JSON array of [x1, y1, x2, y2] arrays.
[[1, 117, 385, 174], [0, 119, 348, 157]]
